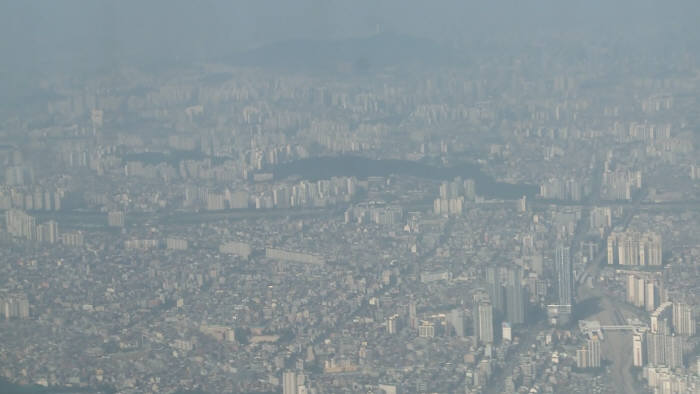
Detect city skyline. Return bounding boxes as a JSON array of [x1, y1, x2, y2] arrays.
[[0, 2, 699, 393]]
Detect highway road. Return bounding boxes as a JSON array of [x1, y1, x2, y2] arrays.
[[577, 284, 638, 394], [571, 156, 643, 394], [571, 169, 646, 394]]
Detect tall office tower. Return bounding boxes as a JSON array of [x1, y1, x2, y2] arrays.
[[672, 302, 696, 336], [555, 246, 573, 307], [472, 294, 481, 342], [386, 314, 399, 335], [505, 268, 525, 324], [486, 266, 504, 314], [408, 301, 417, 330], [282, 371, 297, 394], [448, 309, 465, 338], [477, 301, 494, 344], [587, 335, 601, 368], [632, 333, 645, 367], [472, 294, 494, 344]]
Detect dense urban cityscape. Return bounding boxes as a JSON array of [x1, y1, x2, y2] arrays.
[[1, 2, 700, 394]]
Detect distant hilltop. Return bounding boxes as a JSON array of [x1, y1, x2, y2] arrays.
[[227, 33, 459, 72]]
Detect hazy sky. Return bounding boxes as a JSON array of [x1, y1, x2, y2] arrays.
[[1, 0, 699, 76]]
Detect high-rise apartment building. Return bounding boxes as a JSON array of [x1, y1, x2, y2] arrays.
[[282, 371, 297, 394], [651, 302, 673, 335], [6, 209, 36, 240], [107, 211, 125, 227], [672, 302, 696, 336], [632, 333, 645, 367], [36, 220, 59, 244], [607, 231, 662, 266], [576, 335, 601, 369], [588, 335, 601, 368], [646, 333, 683, 368], [1, 296, 29, 320], [626, 273, 660, 311]]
